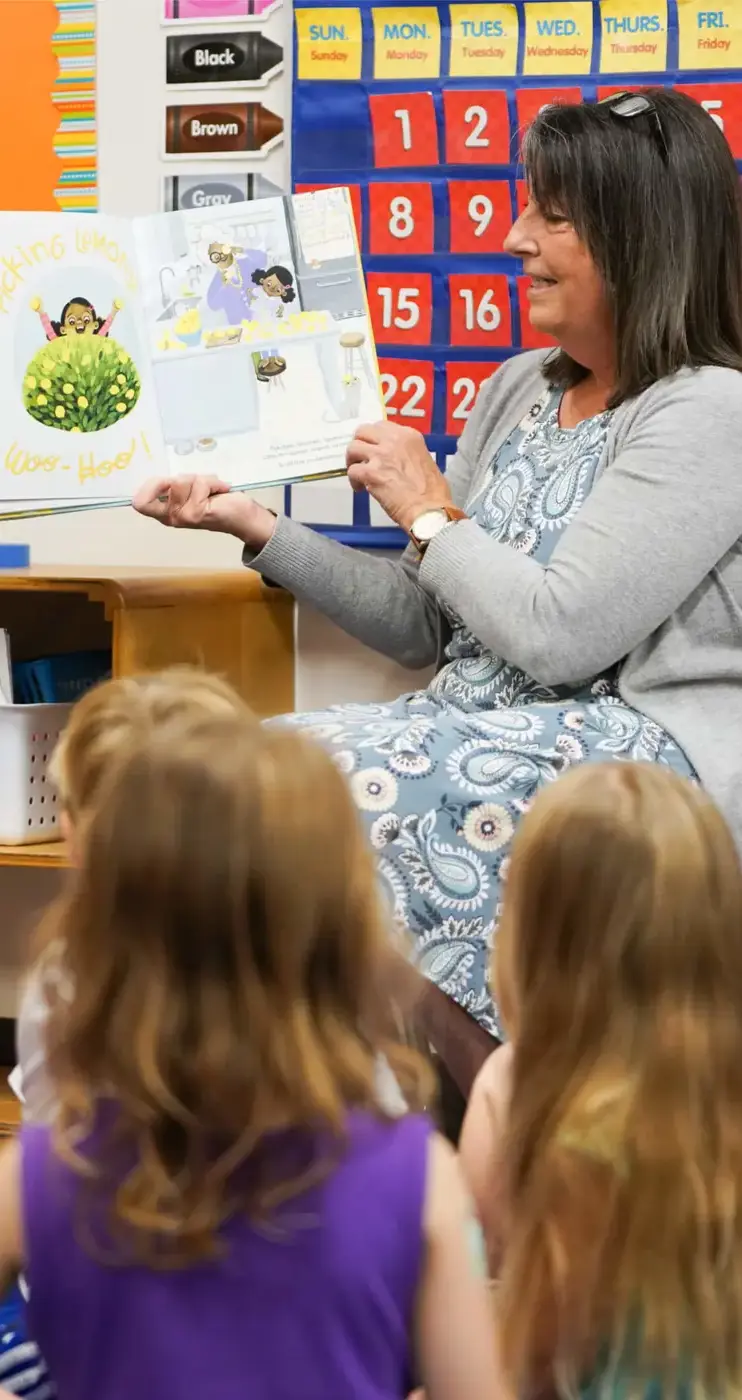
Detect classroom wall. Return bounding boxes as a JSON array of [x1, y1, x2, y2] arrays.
[[0, 0, 423, 1017]]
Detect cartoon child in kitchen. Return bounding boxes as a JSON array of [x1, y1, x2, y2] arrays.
[[30, 295, 123, 341], [249, 265, 296, 383]]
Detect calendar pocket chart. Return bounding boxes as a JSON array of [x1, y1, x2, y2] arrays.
[[292, 0, 742, 544]]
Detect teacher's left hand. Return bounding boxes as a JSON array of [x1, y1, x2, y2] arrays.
[[346, 421, 452, 532]]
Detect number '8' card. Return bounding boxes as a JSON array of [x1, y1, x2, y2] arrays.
[[292, 0, 742, 540]]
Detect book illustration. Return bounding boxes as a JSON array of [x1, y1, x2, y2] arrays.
[[0, 189, 383, 514], [164, 0, 283, 21], [139, 190, 379, 462], [24, 295, 141, 433], [165, 102, 283, 157], [166, 31, 283, 87], [164, 173, 284, 211]]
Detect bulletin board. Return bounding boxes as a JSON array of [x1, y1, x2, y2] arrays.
[[0, 1, 97, 213], [291, 0, 742, 547]]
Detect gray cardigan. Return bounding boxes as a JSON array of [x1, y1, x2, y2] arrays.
[[246, 350, 742, 850]]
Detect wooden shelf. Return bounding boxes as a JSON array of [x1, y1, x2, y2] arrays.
[[0, 840, 68, 869], [0, 564, 295, 872]]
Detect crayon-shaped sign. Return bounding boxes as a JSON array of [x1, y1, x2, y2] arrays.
[[167, 31, 283, 84], [165, 102, 283, 154], [164, 0, 281, 19], [164, 172, 284, 209]]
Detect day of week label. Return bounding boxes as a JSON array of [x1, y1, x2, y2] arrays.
[[523, 2, 594, 74], [677, 0, 742, 69], [295, 7, 362, 80], [372, 7, 441, 78], [449, 4, 519, 76], [599, 0, 668, 70]]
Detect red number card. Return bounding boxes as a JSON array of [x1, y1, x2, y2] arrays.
[[448, 180, 512, 255], [443, 89, 509, 165], [449, 273, 511, 348], [516, 276, 558, 350], [379, 358, 435, 433], [368, 182, 434, 256], [515, 88, 581, 150], [445, 361, 499, 436], [674, 83, 742, 158], [370, 91, 439, 169], [295, 184, 363, 244], [367, 272, 433, 346]]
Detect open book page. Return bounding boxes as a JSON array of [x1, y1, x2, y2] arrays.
[[134, 187, 384, 490], [0, 214, 165, 507]]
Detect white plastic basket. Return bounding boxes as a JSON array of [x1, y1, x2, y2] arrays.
[[0, 703, 73, 844]]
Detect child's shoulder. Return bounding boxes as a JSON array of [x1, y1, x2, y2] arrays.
[[473, 1042, 513, 1119]]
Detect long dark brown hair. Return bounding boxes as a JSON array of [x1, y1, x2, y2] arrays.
[[42, 717, 431, 1265], [494, 763, 742, 1400], [522, 89, 742, 406]]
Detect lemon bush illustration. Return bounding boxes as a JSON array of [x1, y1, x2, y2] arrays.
[[23, 337, 140, 433]]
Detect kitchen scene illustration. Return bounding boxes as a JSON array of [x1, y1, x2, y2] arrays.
[[134, 187, 381, 468]]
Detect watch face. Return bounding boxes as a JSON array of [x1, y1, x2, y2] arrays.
[[412, 509, 447, 541]]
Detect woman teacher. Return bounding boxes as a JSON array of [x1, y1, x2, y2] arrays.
[[135, 90, 742, 1036]]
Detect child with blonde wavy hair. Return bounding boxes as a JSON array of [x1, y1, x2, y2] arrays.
[[460, 761, 742, 1400], [15, 668, 255, 1125], [0, 717, 496, 1400]]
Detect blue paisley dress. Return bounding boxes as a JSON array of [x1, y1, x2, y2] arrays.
[[290, 386, 695, 1036]]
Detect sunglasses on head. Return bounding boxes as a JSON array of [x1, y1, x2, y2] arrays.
[[599, 90, 669, 163]]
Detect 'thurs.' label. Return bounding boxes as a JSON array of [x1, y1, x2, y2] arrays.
[[677, 0, 742, 69], [295, 8, 362, 80], [372, 7, 441, 77], [599, 0, 668, 71], [523, 2, 593, 73], [449, 4, 519, 76]]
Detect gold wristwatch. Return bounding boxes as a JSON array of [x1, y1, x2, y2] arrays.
[[409, 505, 468, 554]]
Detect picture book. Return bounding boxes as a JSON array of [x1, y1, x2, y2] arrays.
[[0, 187, 383, 520]]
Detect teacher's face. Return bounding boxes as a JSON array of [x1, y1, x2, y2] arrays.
[[504, 199, 609, 350]]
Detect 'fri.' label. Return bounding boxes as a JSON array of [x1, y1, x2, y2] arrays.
[[677, 1, 742, 68]]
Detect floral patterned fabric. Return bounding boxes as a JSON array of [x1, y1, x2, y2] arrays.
[[288, 388, 695, 1036]]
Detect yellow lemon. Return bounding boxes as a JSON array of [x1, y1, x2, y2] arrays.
[[25, 376, 36, 391], [63, 383, 74, 395], [109, 383, 119, 395], [125, 389, 135, 400], [70, 427, 82, 434], [77, 395, 88, 409], [40, 378, 51, 391], [36, 394, 47, 407], [116, 373, 126, 385], [55, 406, 65, 419], [115, 402, 126, 413]]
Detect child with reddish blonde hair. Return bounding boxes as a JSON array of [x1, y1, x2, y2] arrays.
[[461, 761, 742, 1400]]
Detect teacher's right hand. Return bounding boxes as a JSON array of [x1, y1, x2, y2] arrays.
[[133, 475, 276, 551]]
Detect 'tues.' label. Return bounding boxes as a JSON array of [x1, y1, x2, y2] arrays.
[[523, 2, 594, 74], [449, 4, 519, 76], [599, 0, 668, 70], [294, 8, 363, 79], [372, 7, 442, 78], [677, 0, 742, 68]]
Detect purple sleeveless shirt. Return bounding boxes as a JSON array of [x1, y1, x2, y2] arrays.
[[21, 1112, 431, 1400]]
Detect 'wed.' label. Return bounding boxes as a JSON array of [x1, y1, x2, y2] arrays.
[[449, 4, 518, 75], [523, 2, 593, 73], [599, 0, 667, 70], [677, 0, 742, 68], [295, 8, 362, 79], [372, 7, 441, 78]]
